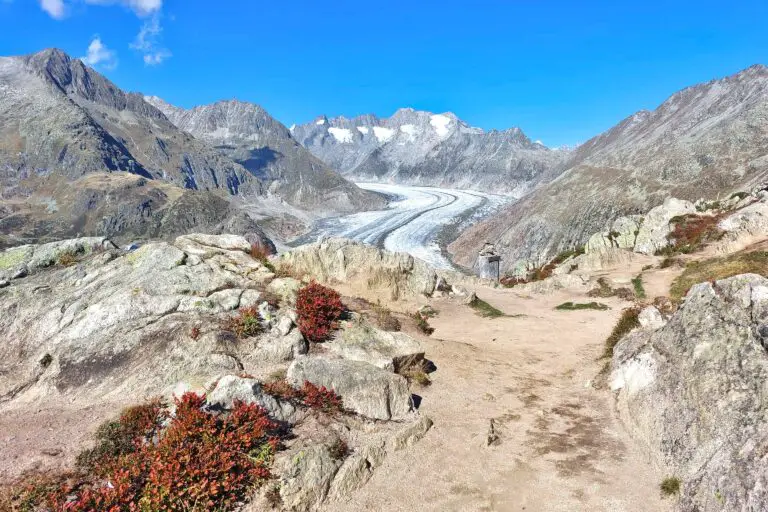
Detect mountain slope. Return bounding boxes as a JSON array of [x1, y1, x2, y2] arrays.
[[450, 64, 768, 272], [144, 97, 385, 215], [292, 108, 569, 196], [0, 48, 259, 196]]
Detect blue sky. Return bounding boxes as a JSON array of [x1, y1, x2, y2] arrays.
[[1, 1, 766, 146]]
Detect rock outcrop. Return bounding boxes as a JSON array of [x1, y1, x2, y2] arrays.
[[0, 233, 434, 509], [610, 274, 768, 511], [279, 238, 439, 298], [287, 357, 413, 420]]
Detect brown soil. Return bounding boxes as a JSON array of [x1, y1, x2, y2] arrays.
[[329, 286, 672, 511]]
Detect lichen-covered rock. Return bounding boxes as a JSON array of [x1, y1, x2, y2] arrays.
[[266, 277, 302, 306], [279, 238, 437, 298], [611, 274, 768, 511], [254, 329, 308, 363], [633, 198, 696, 255], [278, 444, 343, 511], [329, 321, 424, 372], [287, 358, 413, 420], [586, 215, 644, 254], [0, 234, 274, 403], [0, 237, 115, 281]]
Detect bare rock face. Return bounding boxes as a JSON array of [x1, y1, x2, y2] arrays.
[[610, 274, 768, 511], [632, 198, 696, 255], [287, 357, 413, 420], [0, 234, 276, 403], [279, 238, 438, 299]]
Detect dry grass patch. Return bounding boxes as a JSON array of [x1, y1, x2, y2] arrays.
[[603, 307, 641, 358], [670, 251, 768, 301], [467, 295, 505, 318]]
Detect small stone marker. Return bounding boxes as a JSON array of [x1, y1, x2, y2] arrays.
[[477, 243, 501, 281]]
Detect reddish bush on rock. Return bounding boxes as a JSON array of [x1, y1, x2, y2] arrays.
[[301, 381, 343, 413], [14, 392, 279, 512], [296, 282, 345, 343]]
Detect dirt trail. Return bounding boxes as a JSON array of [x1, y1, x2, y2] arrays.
[[330, 286, 673, 512]]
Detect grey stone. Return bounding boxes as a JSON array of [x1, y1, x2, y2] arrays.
[[637, 306, 665, 330], [287, 358, 413, 420], [329, 321, 424, 372], [633, 198, 696, 255], [207, 375, 297, 423], [279, 444, 343, 511], [266, 277, 302, 306], [611, 274, 768, 511], [255, 329, 308, 363]]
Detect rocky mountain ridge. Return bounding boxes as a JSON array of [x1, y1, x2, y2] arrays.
[[0, 48, 382, 248], [144, 96, 384, 216], [292, 108, 569, 195], [451, 64, 768, 272]]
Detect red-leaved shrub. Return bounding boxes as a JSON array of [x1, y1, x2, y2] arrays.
[[296, 282, 344, 343], [16, 392, 279, 511], [263, 379, 301, 401], [301, 381, 343, 413]]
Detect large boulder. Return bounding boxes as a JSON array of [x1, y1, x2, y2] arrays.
[[585, 215, 643, 254], [610, 274, 768, 511], [328, 321, 424, 372], [278, 444, 344, 511], [278, 238, 437, 299], [287, 358, 413, 420], [633, 198, 696, 255]]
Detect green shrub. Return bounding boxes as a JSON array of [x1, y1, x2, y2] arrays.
[[467, 295, 505, 318], [555, 301, 609, 311], [660, 477, 681, 497], [631, 274, 646, 299]]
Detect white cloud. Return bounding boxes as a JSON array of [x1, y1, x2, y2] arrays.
[[143, 49, 170, 65], [130, 13, 171, 66], [80, 36, 118, 69], [39, 0, 65, 18], [84, 0, 161, 16]]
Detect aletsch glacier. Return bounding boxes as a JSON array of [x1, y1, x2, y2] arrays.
[[289, 183, 510, 270]]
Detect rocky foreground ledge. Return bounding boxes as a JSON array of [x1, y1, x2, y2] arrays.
[[611, 275, 768, 510], [0, 234, 449, 510]]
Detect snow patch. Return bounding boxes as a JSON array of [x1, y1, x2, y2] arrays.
[[289, 124, 296, 132], [430, 114, 452, 137], [373, 126, 395, 142], [328, 127, 354, 143], [357, 126, 370, 135], [316, 118, 326, 125], [399, 124, 418, 141]]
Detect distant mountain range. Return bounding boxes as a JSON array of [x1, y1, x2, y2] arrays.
[[144, 96, 378, 215], [0, 48, 382, 247], [450, 64, 768, 271], [291, 109, 569, 196]]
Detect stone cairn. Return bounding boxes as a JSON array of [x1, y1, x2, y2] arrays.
[[477, 243, 501, 281]]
